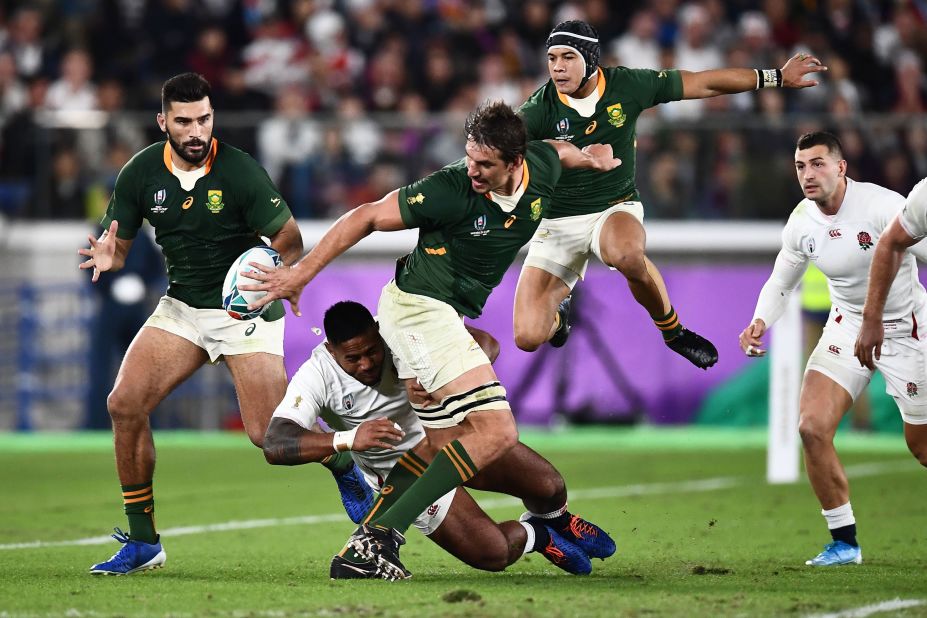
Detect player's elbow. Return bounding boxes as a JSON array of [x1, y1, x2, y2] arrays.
[[261, 431, 287, 465]]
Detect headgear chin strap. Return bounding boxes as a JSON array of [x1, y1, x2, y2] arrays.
[[546, 20, 601, 94]]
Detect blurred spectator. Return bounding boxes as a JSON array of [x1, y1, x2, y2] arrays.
[[3, 6, 49, 79], [44, 48, 97, 111], [610, 10, 661, 69], [49, 146, 86, 218], [242, 15, 307, 94], [476, 53, 521, 106], [186, 25, 232, 90], [77, 78, 146, 171], [663, 3, 724, 119], [257, 85, 320, 218], [0, 51, 27, 128], [145, 0, 204, 81], [892, 50, 927, 114]]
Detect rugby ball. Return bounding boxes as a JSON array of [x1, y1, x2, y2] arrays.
[[222, 246, 282, 320]]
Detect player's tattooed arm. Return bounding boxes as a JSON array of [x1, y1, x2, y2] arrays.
[[263, 417, 327, 465]]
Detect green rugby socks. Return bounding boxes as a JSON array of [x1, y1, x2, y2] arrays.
[[122, 481, 157, 544]]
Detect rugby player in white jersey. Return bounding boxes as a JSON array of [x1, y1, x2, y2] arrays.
[[738, 132, 927, 567], [262, 301, 614, 577]]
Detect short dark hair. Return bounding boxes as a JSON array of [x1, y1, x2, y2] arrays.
[[464, 101, 527, 165], [796, 131, 844, 159], [161, 72, 212, 112], [324, 301, 376, 345]]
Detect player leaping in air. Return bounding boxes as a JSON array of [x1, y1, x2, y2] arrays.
[[514, 20, 826, 369]]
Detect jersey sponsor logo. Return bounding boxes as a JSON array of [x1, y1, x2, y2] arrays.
[[657, 70, 668, 78], [606, 103, 626, 128], [426, 503, 440, 517], [828, 228, 842, 238], [151, 189, 168, 214], [585, 120, 597, 135], [342, 394, 355, 410], [206, 190, 224, 213], [807, 238, 815, 254], [182, 196, 194, 210], [857, 231, 873, 250], [291, 395, 302, 409], [504, 215, 517, 228], [381, 484, 394, 495], [827, 345, 840, 355], [407, 192, 425, 205], [908, 382, 918, 397], [245, 323, 256, 336], [530, 197, 542, 221], [271, 197, 281, 207], [470, 214, 490, 237], [425, 246, 446, 255]]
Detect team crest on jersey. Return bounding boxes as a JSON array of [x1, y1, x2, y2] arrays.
[[471, 214, 490, 237], [530, 198, 542, 221], [342, 394, 355, 410], [857, 231, 873, 250], [908, 382, 918, 397], [206, 190, 224, 213], [606, 103, 626, 128]]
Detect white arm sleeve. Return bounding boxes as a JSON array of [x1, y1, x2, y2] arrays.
[[271, 362, 327, 430], [752, 226, 809, 327], [899, 177, 927, 242]]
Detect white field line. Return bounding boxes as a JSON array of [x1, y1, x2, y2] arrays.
[[806, 598, 926, 618], [0, 459, 917, 551]]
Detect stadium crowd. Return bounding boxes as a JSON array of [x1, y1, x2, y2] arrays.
[[0, 0, 926, 220]]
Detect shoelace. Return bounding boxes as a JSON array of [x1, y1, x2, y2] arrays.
[[568, 515, 599, 540], [543, 540, 566, 564], [99, 528, 134, 567]]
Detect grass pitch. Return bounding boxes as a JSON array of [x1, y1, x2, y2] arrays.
[[1, 427, 925, 618]]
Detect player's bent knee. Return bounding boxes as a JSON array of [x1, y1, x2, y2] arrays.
[[106, 388, 146, 423], [798, 414, 833, 447], [606, 250, 647, 279], [513, 329, 544, 352]]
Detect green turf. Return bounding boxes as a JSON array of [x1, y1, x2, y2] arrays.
[[1, 427, 925, 617]]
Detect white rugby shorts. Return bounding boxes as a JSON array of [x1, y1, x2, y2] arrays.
[[523, 201, 645, 288], [806, 318, 927, 424], [144, 296, 284, 362]]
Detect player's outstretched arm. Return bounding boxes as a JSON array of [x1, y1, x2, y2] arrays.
[[855, 216, 918, 369], [680, 51, 827, 99], [241, 190, 408, 316], [78, 220, 133, 282], [544, 140, 620, 171], [263, 417, 405, 465]]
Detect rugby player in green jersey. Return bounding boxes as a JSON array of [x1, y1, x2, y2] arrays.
[[514, 20, 826, 369], [243, 101, 619, 578], [78, 73, 305, 575]]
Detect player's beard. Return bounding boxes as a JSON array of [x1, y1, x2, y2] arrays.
[[166, 129, 212, 166]]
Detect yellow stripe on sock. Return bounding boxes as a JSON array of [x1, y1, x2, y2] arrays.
[[654, 313, 678, 327], [363, 497, 385, 524], [123, 493, 153, 504], [656, 318, 680, 330], [122, 487, 152, 497], [399, 453, 426, 475], [444, 444, 474, 480]]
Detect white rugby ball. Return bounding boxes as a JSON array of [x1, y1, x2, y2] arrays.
[[222, 246, 282, 320]]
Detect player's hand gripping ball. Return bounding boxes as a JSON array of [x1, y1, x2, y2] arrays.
[[222, 246, 281, 320]]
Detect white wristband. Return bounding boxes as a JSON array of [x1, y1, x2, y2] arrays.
[[333, 427, 359, 452]]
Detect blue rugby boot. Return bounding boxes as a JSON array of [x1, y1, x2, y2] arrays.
[[523, 512, 616, 560], [333, 463, 375, 524], [538, 526, 592, 575], [89, 528, 166, 575], [805, 541, 862, 566]]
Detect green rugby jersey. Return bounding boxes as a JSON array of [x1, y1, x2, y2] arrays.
[[396, 140, 561, 318], [518, 66, 683, 218], [102, 139, 292, 315]]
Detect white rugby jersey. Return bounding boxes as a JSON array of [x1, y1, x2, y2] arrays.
[[272, 341, 425, 484], [754, 178, 927, 337]]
